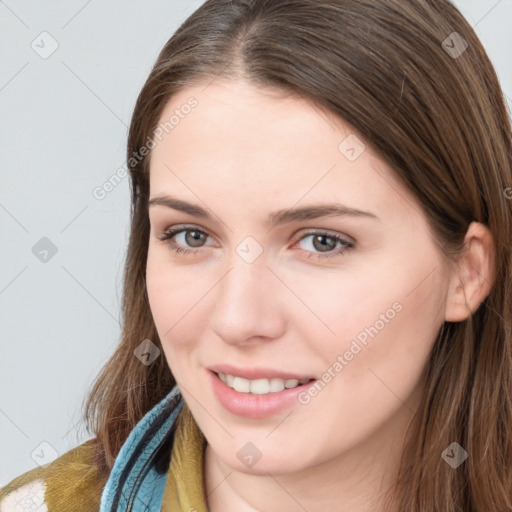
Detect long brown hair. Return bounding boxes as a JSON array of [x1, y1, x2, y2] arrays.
[[83, 0, 512, 509]]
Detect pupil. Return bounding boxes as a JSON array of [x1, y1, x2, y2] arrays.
[[187, 231, 203, 247], [315, 235, 334, 252]]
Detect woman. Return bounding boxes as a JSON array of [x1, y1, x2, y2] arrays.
[[1, 0, 511, 510]]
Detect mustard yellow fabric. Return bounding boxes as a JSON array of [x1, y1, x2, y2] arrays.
[[0, 438, 105, 511], [0, 403, 208, 511], [161, 403, 208, 512]]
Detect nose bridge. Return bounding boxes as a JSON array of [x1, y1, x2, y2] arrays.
[[220, 233, 271, 302], [210, 245, 285, 344], [218, 249, 273, 316]]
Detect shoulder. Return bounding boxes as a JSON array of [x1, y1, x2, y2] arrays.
[[0, 439, 108, 512]]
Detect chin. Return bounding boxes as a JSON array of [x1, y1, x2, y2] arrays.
[[225, 456, 297, 476]]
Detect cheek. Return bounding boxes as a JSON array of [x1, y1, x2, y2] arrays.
[[146, 249, 178, 340], [280, 262, 443, 453], [287, 252, 444, 387], [146, 243, 197, 322], [145, 248, 211, 371]]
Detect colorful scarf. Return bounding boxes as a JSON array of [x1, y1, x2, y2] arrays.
[[99, 385, 184, 511]]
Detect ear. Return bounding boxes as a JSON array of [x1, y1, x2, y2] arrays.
[[444, 221, 496, 322]]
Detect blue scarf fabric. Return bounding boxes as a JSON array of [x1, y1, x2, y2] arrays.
[[99, 385, 184, 512]]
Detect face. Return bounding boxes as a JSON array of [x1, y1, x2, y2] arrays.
[[146, 79, 451, 476]]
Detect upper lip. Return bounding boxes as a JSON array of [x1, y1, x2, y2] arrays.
[[208, 364, 315, 381]]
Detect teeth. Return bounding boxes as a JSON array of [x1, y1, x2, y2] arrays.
[[250, 378, 270, 394], [218, 373, 310, 395], [269, 378, 285, 392], [285, 379, 299, 388], [233, 376, 250, 393]]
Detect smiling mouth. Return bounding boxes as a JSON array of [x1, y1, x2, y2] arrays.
[[214, 371, 316, 395]]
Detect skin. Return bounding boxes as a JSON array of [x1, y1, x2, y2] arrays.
[[145, 79, 495, 511]]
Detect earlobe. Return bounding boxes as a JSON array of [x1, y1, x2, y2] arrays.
[[444, 221, 496, 323]]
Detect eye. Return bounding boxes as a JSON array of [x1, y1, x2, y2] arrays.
[[293, 230, 354, 259], [157, 226, 354, 260], [157, 225, 213, 256]]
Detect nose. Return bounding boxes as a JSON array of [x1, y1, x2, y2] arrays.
[[210, 256, 287, 347]]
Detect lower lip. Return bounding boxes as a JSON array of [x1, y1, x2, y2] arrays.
[[208, 370, 317, 419]]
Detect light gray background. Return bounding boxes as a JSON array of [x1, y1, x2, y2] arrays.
[[1, 0, 511, 486]]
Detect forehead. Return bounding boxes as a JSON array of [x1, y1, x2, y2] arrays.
[[148, 80, 419, 225]]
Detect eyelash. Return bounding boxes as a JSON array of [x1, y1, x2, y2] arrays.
[[157, 225, 354, 260]]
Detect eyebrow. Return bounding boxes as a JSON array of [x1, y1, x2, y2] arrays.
[[148, 195, 380, 226]]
